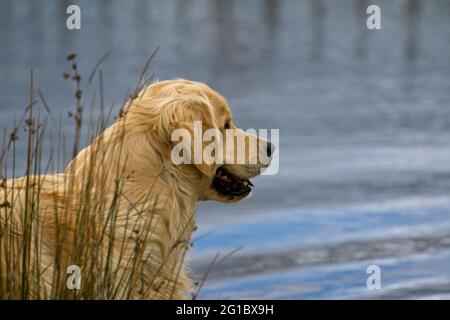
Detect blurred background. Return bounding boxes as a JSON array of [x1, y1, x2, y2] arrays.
[[1, 0, 450, 299]]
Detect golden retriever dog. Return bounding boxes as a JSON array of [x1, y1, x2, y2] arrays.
[[0, 79, 272, 299]]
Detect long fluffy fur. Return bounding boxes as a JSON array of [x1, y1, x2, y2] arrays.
[[0, 79, 267, 299]]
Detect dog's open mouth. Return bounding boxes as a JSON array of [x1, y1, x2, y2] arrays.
[[212, 167, 253, 196]]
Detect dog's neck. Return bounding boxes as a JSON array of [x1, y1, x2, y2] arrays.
[[68, 122, 205, 190], [63, 123, 201, 292], [65, 123, 205, 240]]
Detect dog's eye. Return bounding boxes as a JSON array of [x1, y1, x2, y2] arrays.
[[224, 122, 230, 129]]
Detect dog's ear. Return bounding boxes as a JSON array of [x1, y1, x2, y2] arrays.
[[153, 95, 217, 178]]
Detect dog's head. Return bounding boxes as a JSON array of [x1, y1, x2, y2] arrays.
[[124, 79, 273, 203]]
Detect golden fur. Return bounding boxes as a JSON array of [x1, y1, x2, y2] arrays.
[[0, 79, 270, 299]]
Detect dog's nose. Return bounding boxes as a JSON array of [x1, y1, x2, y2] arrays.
[[266, 142, 275, 158]]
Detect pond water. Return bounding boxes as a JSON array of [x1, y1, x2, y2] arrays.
[[1, 0, 450, 299]]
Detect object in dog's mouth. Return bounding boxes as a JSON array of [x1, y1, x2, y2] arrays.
[[213, 166, 253, 196]]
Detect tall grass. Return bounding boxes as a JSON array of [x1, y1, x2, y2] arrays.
[[0, 50, 201, 299]]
